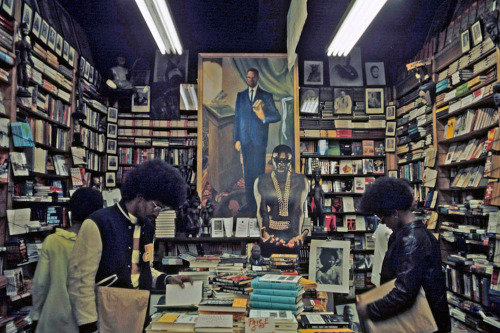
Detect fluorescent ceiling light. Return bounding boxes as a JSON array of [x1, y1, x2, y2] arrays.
[[327, 0, 388, 57], [135, 0, 183, 55]]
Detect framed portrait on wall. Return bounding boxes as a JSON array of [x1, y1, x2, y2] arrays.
[[68, 47, 75, 67], [303, 60, 324, 85], [106, 139, 117, 154], [105, 172, 116, 187], [107, 123, 117, 138], [198, 53, 299, 218], [107, 155, 118, 171], [471, 21, 482, 46], [107, 107, 118, 123], [365, 62, 386, 86], [2, 0, 15, 17], [309, 239, 350, 293], [461, 30, 471, 53], [132, 86, 151, 112], [32, 12, 42, 37], [22, 3, 33, 31], [328, 47, 363, 87], [55, 33, 63, 56], [386, 105, 395, 120], [386, 122, 396, 136], [333, 88, 353, 115], [385, 137, 396, 152], [365, 88, 384, 114], [48, 26, 56, 50]]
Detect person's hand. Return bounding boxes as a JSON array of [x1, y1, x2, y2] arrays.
[[253, 99, 265, 121], [261, 227, 272, 243], [356, 295, 368, 318], [167, 275, 193, 288], [285, 230, 308, 248], [235, 141, 241, 151]]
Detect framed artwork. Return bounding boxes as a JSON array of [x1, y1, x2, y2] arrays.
[[132, 86, 151, 112], [309, 239, 350, 293], [365, 88, 384, 114], [365, 62, 386, 86], [461, 30, 471, 53], [336, 303, 361, 332], [32, 12, 41, 37], [107, 155, 118, 171], [40, 20, 49, 44], [303, 60, 324, 85], [105, 172, 116, 187], [386, 122, 396, 137], [198, 53, 299, 217], [2, 0, 14, 17], [62, 41, 69, 61], [180, 84, 198, 110], [55, 33, 63, 56], [68, 47, 75, 67], [334, 88, 353, 115], [300, 87, 320, 114], [84, 61, 91, 80], [328, 47, 363, 87], [79, 57, 86, 77], [89, 65, 94, 83], [106, 139, 117, 154], [107, 107, 118, 123], [22, 3, 33, 32], [107, 123, 117, 138], [385, 137, 396, 152], [386, 106, 395, 120], [48, 26, 56, 50], [388, 170, 398, 178], [153, 50, 188, 83], [471, 21, 482, 46]]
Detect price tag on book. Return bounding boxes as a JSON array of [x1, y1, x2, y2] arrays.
[[245, 317, 275, 333]]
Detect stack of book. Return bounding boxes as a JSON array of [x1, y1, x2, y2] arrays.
[[248, 309, 298, 332], [269, 254, 298, 271], [154, 210, 176, 238], [299, 313, 350, 330], [197, 299, 247, 331], [146, 312, 198, 332], [250, 274, 304, 314], [209, 274, 254, 296]]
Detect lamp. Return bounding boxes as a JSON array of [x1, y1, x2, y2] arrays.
[[135, 0, 183, 55], [327, 0, 388, 57]]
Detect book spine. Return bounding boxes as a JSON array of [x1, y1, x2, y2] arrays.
[[251, 281, 298, 290], [252, 288, 300, 297], [250, 300, 298, 311], [250, 294, 297, 304]]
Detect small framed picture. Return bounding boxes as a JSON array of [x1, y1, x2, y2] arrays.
[[62, 41, 69, 61], [32, 12, 41, 38], [105, 172, 116, 187], [94, 69, 99, 86], [47, 26, 56, 50], [79, 57, 86, 77], [106, 139, 117, 154], [386, 105, 395, 120], [68, 47, 75, 67], [461, 30, 471, 53], [2, 0, 15, 17], [107, 155, 118, 171], [107, 107, 118, 123], [334, 88, 353, 115], [388, 170, 398, 178], [471, 21, 483, 45], [309, 239, 350, 293], [385, 137, 396, 152], [365, 88, 384, 114], [89, 65, 94, 83], [365, 62, 386, 86], [107, 123, 117, 138], [132, 86, 150, 112], [84, 61, 91, 80], [304, 60, 324, 85], [386, 122, 396, 137], [40, 20, 49, 44], [22, 3, 33, 31], [55, 33, 63, 56]]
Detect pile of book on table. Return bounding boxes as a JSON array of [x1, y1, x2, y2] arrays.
[[299, 312, 350, 330], [197, 298, 248, 332], [248, 309, 298, 332], [250, 274, 304, 314], [209, 273, 253, 296], [269, 253, 299, 271]]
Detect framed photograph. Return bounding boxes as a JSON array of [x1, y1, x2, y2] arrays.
[[210, 218, 224, 237], [386, 105, 395, 120], [84, 61, 91, 80], [461, 30, 471, 53], [153, 50, 188, 83], [388, 170, 398, 178], [198, 53, 299, 218], [106, 139, 117, 154], [328, 46, 363, 87], [471, 21, 483, 45], [365, 62, 386, 86], [304, 60, 324, 85], [40, 20, 49, 44], [386, 122, 396, 137], [2, 0, 14, 17], [107, 123, 117, 138], [69, 47, 75, 67], [300, 87, 320, 114], [62, 41, 69, 61], [107, 107, 118, 123], [365, 88, 384, 114], [55, 33, 63, 56], [132, 86, 151, 112], [22, 3, 33, 32], [309, 239, 350, 293], [180, 84, 198, 110], [79, 57, 86, 77], [336, 303, 361, 332], [32, 12, 41, 37], [105, 172, 116, 188], [334, 88, 353, 115], [385, 137, 396, 152], [89, 65, 94, 83], [107, 155, 118, 171], [48, 26, 56, 50]]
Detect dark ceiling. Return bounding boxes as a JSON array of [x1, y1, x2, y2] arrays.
[[58, 0, 450, 87]]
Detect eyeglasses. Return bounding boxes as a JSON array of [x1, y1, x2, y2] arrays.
[[152, 201, 169, 213], [273, 157, 291, 164]]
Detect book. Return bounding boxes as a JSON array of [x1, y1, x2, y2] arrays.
[[250, 293, 301, 304], [0, 118, 8, 147], [210, 218, 224, 237], [252, 287, 304, 297], [300, 313, 349, 328], [150, 312, 198, 331], [11, 122, 34, 147], [10, 152, 29, 176], [197, 298, 247, 312], [328, 141, 340, 155], [235, 218, 249, 237], [339, 160, 353, 175], [251, 300, 304, 313], [251, 276, 302, 290], [362, 140, 375, 155], [351, 141, 362, 155], [0, 152, 7, 182], [194, 314, 233, 333]]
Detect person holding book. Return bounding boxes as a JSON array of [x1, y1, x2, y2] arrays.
[[30, 187, 104, 333], [67, 160, 193, 333], [356, 177, 450, 332]]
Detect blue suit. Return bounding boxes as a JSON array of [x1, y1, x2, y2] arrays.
[[234, 86, 281, 209]]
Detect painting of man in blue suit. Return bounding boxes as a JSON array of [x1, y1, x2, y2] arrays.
[[234, 68, 281, 212]]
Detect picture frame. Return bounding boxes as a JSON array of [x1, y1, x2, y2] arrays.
[[40, 19, 49, 44], [68, 47, 75, 67], [300, 87, 320, 114], [179, 83, 198, 110], [107, 155, 118, 171], [328, 46, 364, 87], [55, 33, 63, 56], [153, 50, 188, 83], [309, 239, 350, 293], [210, 218, 224, 237], [333, 88, 353, 115], [386, 122, 396, 137], [47, 26, 56, 50], [336, 303, 361, 332], [84, 61, 91, 80], [2, 0, 14, 17], [79, 57, 86, 77], [107, 107, 118, 123], [303, 60, 324, 85], [365, 88, 384, 114], [385, 137, 396, 152], [22, 3, 33, 31], [365, 62, 386, 86], [62, 41, 69, 61], [471, 21, 483, 46], [388, 170, 398, 178], [32, 12, 42, 38], [105, 172, 116, 188], [461, 30, 471, 53], [107, 123, 117, 138], [106, 139, 117, 154], [386, 105, 395, 120], [132, 86, 151, 113], [198, 53, 299, 218], [89, 65, 94, 83]]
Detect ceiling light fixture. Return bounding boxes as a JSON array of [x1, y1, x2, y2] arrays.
[[327, 0, 388, 57], [135, 0, 183, 55]]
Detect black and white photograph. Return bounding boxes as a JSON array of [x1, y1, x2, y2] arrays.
[[79, 57, 86, 77], [336, 303, 361, 332], [48, 26, 56, 50], [386, 105, 395, 120], [471, 21, 482, 46], [22, 3, 33, 31], [304, 60, 324, 85], [2, 0, 14, 17], [385, 137, 396, 152], [63, 41, 69, 61], [211, 218, 224, 237], [107, 107, 118, 123], [153, 50, 188, 83], [55, 33, 63, 56], [40, 20, 49, 44], [132, 86, 151, 113], [334, 88, 353, 115], [179, 84, 198, 111], [106, 139, 117, 154], [107, 155, 118, 171], [105, 172, 116, 187], [84, 61, 91, 80], [131, 70, 150, 86], [89, 65, 94, 83], [32, 12, 41, 37], [461, 30, 471, 53], [365, 88, 384, 114], [107, 123, 117, 138], [300, 87, 320, 114], [386, 121, 396, 136], [365, 62, 386, 86], [69, 47, 75, 67], [309, 239, 350, 293], [328, 47, 363, 87]]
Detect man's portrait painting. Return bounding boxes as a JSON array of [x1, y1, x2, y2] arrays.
[[304, 60, 324, 85], [198, 54, 298, 219], [309, 239, 350, 293], [328, 47, 364, 87]]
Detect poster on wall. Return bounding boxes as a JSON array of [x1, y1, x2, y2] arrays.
[[328, 47, 363, 87]]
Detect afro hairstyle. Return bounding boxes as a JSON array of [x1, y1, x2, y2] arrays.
[[359, 176, 413, 217]]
